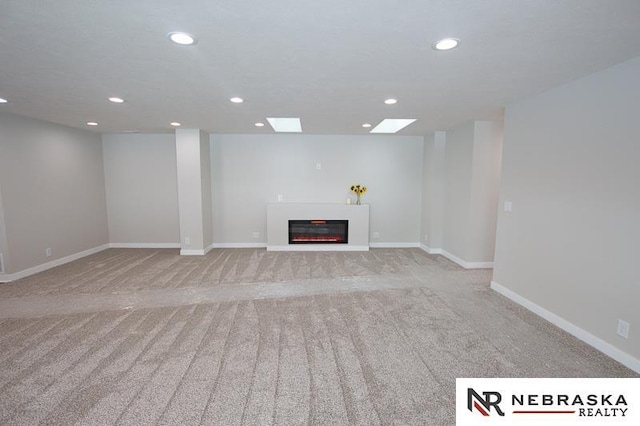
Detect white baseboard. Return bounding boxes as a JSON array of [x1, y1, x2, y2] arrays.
[[179, 243, 216, 256], [211, 243, 268, 249], [442, 250, 494, 269], [491, 281, 640, 374], [213, 242, 423, 250], [419, 243, 443, 255], [180, 249, 206, 256], [369, 242, 420, 248], [267, 245, 369, 252], [174, 242, 219, 256], [214, 242, 420, 250], [109, 243, 180, 249], [418, 245, 493, 269], [0, 244, 110, 283]]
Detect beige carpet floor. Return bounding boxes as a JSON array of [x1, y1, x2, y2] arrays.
[[0, 248, 636, 425]]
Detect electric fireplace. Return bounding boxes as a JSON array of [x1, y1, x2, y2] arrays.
[[288, 220, 348, 244]]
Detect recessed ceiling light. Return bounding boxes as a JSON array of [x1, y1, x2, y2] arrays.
[[362, 123, 372, 128], [86, 121, 98, 126], [168, 32, 196, 45], [433, 38, 460, 51], [370, 119, 417, 134], [384, 98, 397, 105], [0, 97, 7, 103], [170, 122, 181, 127], [255, 122, 265, 127], [230, 97, 244, 103], [108, 97, 125, 103], [266, 117, 302, 133]]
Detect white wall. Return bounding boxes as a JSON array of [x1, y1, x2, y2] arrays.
[[420, 133, 434, 246], [443, 123, 475, 258], [493, 56, 640, 366], [176, 129, 209, 253], [102, 133, 179, 245], [0, 112, 108, 274], [0, 184, 8, 273], [210, 134, 424, 245], [421, 131, 446, 250], [467, 121, 503, 261], [438, 121, 502, 264], [200, 132, 213, 249]]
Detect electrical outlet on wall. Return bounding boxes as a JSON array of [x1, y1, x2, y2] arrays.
[[372, 232, 380, 239], [45, 248, 52, 257], [424, 234, 429, 242], [617, 319, 630, 339], [252, 231, 260, 239], [277, 194, 283, 202], [184, 237, 190, 245]]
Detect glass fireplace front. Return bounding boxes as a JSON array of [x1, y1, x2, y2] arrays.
[[288, 220, 348, 244]]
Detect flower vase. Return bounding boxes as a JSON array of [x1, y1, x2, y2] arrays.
[[356, 194, 361, 205]]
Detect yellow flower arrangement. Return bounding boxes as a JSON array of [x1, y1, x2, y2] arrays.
[[350, 184, 367, 205]]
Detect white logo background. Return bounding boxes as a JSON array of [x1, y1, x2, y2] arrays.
[[456, 378, 640, 425]]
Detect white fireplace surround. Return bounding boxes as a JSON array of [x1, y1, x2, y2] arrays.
[[266, 203, 370, 251]]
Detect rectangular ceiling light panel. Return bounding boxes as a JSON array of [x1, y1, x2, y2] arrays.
[[370, 119, 417, 134], [266, 117, 302, 133]]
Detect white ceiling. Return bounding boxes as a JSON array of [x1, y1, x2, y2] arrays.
[[2, 0, 640, 135]]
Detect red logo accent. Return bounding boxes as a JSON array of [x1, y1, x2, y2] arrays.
[[473, 401, 489, 416]]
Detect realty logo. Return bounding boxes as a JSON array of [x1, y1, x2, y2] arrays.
[[457, 378, 639, 425], [467, 388, 505, 417]]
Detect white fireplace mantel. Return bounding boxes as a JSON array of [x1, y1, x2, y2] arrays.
[[266, 203, 370, 251]]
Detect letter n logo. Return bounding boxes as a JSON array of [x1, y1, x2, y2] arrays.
[[467, 388, 505, 416]]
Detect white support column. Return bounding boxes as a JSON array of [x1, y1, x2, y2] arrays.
[[429, 131, 446, 250], [175, 129, 212, 255], [0, 183, 8, 274]]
